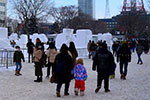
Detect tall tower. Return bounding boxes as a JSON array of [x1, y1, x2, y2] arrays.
[[122, 0, 146, 14], [78, 0, 95, 19], [105, 0, 110, 18]]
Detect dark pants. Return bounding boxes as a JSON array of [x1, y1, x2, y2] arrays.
[[35, 62, 43, 77], [97, 72, 109, 90], [28, 53, 33, 63], [47, 62, 54, 77], [137, 53, 143, 63], [120, 61, 128, 76], [56, 82, 70, 94], [15, 62, 22, 71]]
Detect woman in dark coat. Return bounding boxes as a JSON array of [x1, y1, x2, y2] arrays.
[[69, 42, 78, 66], [53, 44, 74, 97]]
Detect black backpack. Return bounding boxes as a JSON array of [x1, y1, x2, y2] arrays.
[[39, 51, 47, 67]]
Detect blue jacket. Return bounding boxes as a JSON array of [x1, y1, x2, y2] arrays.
[[72, 64, 87, 80]]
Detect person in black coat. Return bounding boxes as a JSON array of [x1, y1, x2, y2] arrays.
[[26, 39, 34, 63], [117, 41, 131, 80], [92, 42, 114, 93], [53, 44, 74, 97]]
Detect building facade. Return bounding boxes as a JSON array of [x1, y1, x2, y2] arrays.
[[0, 0, 7, 27], [99, 16, 118, 32], [78, 0, 95, 19]]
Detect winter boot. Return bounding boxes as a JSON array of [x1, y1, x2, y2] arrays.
[[120, 74, 124, 79], [39, 77, 43, 82], [105, 89, 110, 93], [95, 86, 101, 93], [74, 88, 79, 96], [18, 71, 22, 75], [56, 91, 61, 97], [15, 71, 19, 76], [80, 91, 84, 96], [34, 77, 40, 82]]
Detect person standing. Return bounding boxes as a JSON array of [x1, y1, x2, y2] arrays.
[[69, 41, 78, 66], [117, 41, 131, 80], [13, 46, 25, 76], [72, 58, 87, 96], [33, 45, 43, 82], [26, 39, 34, 63], [89, 41, 97, 59], [92, 43, 114, 93], [136, 41, 144, 64], [53, 44, 73, 97], [87, 40, 92, 59], [45, 42, 58, 78]]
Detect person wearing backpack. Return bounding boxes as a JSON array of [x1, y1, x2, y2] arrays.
[[117, 41, 131, 80], [33, 45, 43, 82], [45, 42, 58, 78], [92, 42, 114, 93], [53, 44, 74, 97]]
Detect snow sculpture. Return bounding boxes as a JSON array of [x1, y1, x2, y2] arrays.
[[98, 33, 103, 41], [0, 27, 8, 39], [75, 29, 92, 48], [55, 28, 75, 49], [9, 33, 18, 41]]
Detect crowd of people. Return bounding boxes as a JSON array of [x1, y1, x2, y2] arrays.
[[12, 38, 150, 97]]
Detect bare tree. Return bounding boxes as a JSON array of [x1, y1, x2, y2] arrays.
[[49, 5, 107, 33], [12, 0, 53, 34], [49, 5, 78, 32], [118, 11, 149, 38]]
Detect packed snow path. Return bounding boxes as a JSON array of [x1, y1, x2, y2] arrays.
[[0, 53, 150, 100]]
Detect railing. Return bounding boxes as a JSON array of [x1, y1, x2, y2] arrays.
[[0, 49, 15, 68]]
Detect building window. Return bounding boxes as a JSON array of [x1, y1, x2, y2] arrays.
[[0, 11, 5, 15], [0, 2, 5, 7]]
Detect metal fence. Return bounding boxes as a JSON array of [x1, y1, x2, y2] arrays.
[[0, 49, 15, 68]]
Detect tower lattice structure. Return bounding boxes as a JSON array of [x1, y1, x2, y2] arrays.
[[122, 0, 146, 14]]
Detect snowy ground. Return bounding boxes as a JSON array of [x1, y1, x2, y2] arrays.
[[0, 52, 150, 100]]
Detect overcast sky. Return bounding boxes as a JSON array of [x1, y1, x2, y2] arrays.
[[54, 0, 149, 19]]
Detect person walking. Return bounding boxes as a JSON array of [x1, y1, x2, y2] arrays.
[[26, 39, 34, 63], [69, 41, 78, 66], [92, 42, 115, 93], [89, 41, 97, 59], [33, 45, 43, 82], [72, 58, 87, 96], [136, 41, 144, 64], [13, 46, 25, 76], [53, 44, 74, 97], [117, 41, 131, 80], [45, 42, 58, 78]]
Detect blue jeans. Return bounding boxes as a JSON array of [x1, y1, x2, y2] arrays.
[[16, 62, 22, 71], [120, 61, 128, 76], [137, 53, 143, 63]]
